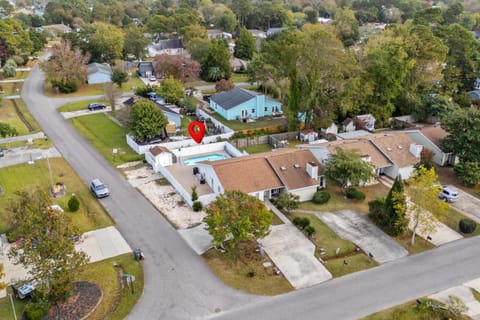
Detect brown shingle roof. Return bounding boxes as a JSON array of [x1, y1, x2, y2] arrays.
[[368, 133, 419, 167], [418, 125, 448, 148], [322, 139, 392, 168], [209, 149, 320, 193], [150, 146, 170, 156]]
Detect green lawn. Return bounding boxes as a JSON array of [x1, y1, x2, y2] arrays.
[[203, 240, 293, 295], [0, 82, 23, 95], [440, 207, 480, 237], [0, 254, 143, 320], [299, 181, 390, 214], [0, 99, 40, 135], [44, 76, 144, 97], [230, 73, 249, 82], [361, 299, 467, 320], [74, 254, 144, 319], [291, 212, 378, 277], [57, 99, 107, 112], [241, 144, 273, 154], [69, 113, 143, 166], [0, 138, 53, 150], [0, 158, 113, 234], [394, 231, 436, 254], [205, 109, 287, 131]]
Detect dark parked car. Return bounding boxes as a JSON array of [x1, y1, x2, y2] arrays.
[[87, 103, 107, 111], [0, 147, 3, 157], [90, 178, 110, 198]]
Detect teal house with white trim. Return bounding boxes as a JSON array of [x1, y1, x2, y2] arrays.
[[209, 87, 282, 121]]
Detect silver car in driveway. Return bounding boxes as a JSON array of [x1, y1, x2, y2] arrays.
[[440, 185, 459, 202], [90, 179, 110, 198]]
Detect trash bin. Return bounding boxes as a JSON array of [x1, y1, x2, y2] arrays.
[[134, 248, 142, 261]]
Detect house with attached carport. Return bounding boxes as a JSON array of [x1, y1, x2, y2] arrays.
[[209, 87, 282, 121], [297, 132, 422, 180], [87, 63, 112, 84]]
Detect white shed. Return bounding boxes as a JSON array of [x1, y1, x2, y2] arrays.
[[145, 146, 173, 171]]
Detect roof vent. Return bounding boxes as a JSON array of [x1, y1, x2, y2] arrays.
[[280, 166, 286, 171], [294, 164, 300, 169], [398, 145, 403, 150], [386, 147, 392, 151]]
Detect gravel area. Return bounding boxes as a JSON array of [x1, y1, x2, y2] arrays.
[[123, 166, 155, 180], [137, 182, 206, 229]]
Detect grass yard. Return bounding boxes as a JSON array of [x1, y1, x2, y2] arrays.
[[205, 109, 287, 131], [361, 299, 467, 320], [299, 181, 390, 214], [0, 158, 113, 234], [69, 113, 143, 166], [0, 81, 23, 95], [291, 212, 377, 277], [0, 254, 143, 320], [74, 254, 144, 319], [57, 99, 108, 112], [230, 73, 249, 83], [0, 138, 53, 150], [241, 143, 273, 154], [0, 99, 40, 135], [394, 231, 436, 254], [203, 241, 293, 295], [440, 207, 480, 237]]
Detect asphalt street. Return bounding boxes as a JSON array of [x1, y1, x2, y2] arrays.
[[21, 65, 254, 319], [21, 65, 480, 320]]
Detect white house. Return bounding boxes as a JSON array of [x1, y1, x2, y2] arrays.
[[195, 148, 325, 202], [298, 132, 422, 180], [320, 122, 338, 135], [299, 129, 319, 142], [145, 146, 173, 170]]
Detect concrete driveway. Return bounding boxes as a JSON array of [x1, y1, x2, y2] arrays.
[[260, 224, 332, 289], [315, 210, 408, 263], [0, 146, 61, 168], [451, 190, 480, 223]]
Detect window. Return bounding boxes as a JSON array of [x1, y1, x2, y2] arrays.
[[252, 108, 255, 113], [264, 106, 267, 112]]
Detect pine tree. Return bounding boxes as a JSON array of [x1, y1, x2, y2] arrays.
[[384, 175, 408, 236]]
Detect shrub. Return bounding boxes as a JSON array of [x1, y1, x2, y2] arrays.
[[192, 201, 203, 212], [304, 225, 316, 237], [312, 191, 331, 204], [3, 59, 17, 77], [459, 219, 477, 234], [191, 186, 198, 202], [24, 292, 51, 320], [11, 55, 25, 66], [68, 195, 80, 212], [293, 217, 310, 229], [246, 271, 255, 277], [52, 79, 78, 93], [368, 198, 386, 223], [346, 188, 366, 201]]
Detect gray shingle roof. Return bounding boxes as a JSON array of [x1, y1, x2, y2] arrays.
[[210, 87, 259, 110], [88, 63, 112, 76]]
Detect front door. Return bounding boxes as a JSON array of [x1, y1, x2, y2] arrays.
[[241, 109, 248, 118]]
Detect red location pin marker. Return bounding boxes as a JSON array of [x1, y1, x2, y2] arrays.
[[188, 121, 206, 143]]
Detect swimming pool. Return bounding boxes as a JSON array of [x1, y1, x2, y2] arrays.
[[183, 153, 229, 166]]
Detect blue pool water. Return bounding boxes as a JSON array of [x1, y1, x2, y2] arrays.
[[183, 153, 228, 166]]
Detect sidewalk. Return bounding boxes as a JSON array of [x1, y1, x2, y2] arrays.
[[0, 132, 45, 144]]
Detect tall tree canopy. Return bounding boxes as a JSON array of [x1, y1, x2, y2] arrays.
[[153, 54, 200, 83], [204, 190, 272, 250], [0, 18, 33, 64], [200, 40, 231, 81], [8, 188, 88, 302], [83, 22, 125, 63], [234, 26, 256, 60], [127, 99, 168, 143], [40, 40, 90, 93], [123, 23, 150, 60], [324, 148, 376, 187]]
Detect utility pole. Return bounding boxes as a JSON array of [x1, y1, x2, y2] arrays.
[[46, 155, 54, 193]]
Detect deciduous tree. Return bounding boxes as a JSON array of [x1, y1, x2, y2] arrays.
[[204, 190, 272, 249], [406, 166, 449, 246], [8, 188, 88, 302], [40, 40, 90, 93], [111, 68, 128, 88], [86, 22, 125, 63], [276, 192, 299, 215], [0, 122, 18, 137], [123, 24, 149, 60], [127, 99, 168, 143], [158, 76, 184, 104], [200, 40, 231, 81], [215, 79, 234, 92], [234, 27, 256, 60], [324, 148, 376, 188], [153, 54, 200, 83]]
